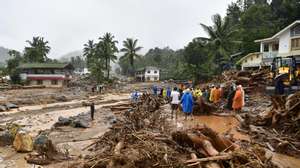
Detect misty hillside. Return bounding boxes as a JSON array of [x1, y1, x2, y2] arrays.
[[59, 50, 83, 62], [0, 46, 10, 65]]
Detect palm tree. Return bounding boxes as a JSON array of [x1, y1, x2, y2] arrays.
[[98, 32, 118, 80], [24, 36, 51, 63], [120, 38, 142, 75], [200, 14, 237, 71], [83, 40, 96, 68]]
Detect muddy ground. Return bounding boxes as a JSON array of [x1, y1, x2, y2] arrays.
[[0, 82, 300, 168]]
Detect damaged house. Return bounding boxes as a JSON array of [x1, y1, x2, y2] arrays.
[[18, 63, 74, 87], [239, 20, 300, 70]]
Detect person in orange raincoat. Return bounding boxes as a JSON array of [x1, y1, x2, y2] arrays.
[[232, 85, 244, 112], [213, 85, 222, 104]]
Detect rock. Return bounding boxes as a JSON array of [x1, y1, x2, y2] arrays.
[[7, 123, 21, 137], [0, 131, 14, 146], [0, 105, 6, 112], [55, 116, 71, 127], [71, 119, 89, 128], [13, 130, 33, 152], [55, 95, 67, 102], [5, 103, 18, 109], [34, 133, 49, 149]]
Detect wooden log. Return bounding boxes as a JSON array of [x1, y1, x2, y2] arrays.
[[200, 127, 238, 152], [205, 162, 222, 168], [185, 154, 232, 163], [187, 133, 219, 156], [114, 141, 124, 155], [110, 107, 132, 111]]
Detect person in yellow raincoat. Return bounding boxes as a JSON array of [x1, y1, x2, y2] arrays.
[[193, 88, 202, 98]]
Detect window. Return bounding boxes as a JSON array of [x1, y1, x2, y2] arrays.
[[291, 38, 300, 51], [154, 70, 157, 74], [272, 43, 279, 51], [51, 80, 58, 85], [37, 80, 43, 85], [250, 57, 253, 61], [147, 77, 150, 81], [147, 71, 151, 74], [263, 44, 269, 52], [154, 77, 158, 81], [244, 59, 247, 63], [256, 55, 259, 58]]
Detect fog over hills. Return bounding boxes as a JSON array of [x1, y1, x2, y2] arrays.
[[0, 46, 11, 65]]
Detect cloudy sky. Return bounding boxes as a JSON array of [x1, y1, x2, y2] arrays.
[[0, 0, 234, 58]]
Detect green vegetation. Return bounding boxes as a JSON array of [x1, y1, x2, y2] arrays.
[[119, 38, 143, 76], [24, 37, 51, 63], [119, 0, 300, 82]]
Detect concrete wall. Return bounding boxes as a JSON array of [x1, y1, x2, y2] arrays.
[[241, 54, 262, 70], [30, 80, 64, 87], [278, 30, 290, 55]]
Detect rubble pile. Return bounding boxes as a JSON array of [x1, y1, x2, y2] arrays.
[[242, 92, 300, 157], [67, 94, 277, 168], [210, 69, 271, 93]]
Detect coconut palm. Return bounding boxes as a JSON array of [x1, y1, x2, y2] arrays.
[[200, 14, 238, 70], [120, 38, 142, 75], [98, 32, 118, 79], [24, 36, 51, 63], [83, 40, 96, 68]]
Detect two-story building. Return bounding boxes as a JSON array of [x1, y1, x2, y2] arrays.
[[239, 20, 300, 70], [18, 63, 74, 87], [135, 66, 159, 82]]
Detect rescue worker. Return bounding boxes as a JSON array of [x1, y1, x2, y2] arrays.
[[232, 85, 244, 112], [209, 85, 216, 103], [131, 89, 139, 103], [181, 88, 194, 120], [226, 84, 236, 110], [193, 87, 203, 98]]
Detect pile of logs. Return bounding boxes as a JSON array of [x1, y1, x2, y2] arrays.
[[258, 92, 300, 128], [66, 93, 278, 168], [242, 92, 300, 157], [217, 69, 271, 93]]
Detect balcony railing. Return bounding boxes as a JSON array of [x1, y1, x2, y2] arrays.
[[262, 51, 278, 58]]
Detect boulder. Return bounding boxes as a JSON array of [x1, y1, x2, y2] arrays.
[[0, 131, 14, 146], [71, 119, 89, 128], [7, 123, 21, 137], [56, 116, 71, 126], [0, 105, 6, 112], [5, 103, 18, 109], [13, 130, 33, 152]]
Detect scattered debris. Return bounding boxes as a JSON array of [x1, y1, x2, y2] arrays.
[[67, 94, 278, 168], [241, 92, 300, 157]]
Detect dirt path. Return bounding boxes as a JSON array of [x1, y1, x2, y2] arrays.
[[0, 93, 130, 168]]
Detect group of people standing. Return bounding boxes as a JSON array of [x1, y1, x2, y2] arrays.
[[130, 83, 246, 120]]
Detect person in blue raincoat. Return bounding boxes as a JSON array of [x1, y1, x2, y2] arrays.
[[181, 88, 194, 120], [131, 89, 139, 103], [152, 85, 158, 95]]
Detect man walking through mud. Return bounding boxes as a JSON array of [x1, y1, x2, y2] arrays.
[[170, 87, 180, 119]]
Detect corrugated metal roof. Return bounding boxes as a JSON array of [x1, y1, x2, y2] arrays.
[[18, 63, 72, 69]]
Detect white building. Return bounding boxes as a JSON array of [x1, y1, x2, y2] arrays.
[[135, 66, 159, 82], [239, 20, 300, 70]]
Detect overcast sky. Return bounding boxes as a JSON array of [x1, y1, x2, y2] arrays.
[[0, 0, 234, 58]]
